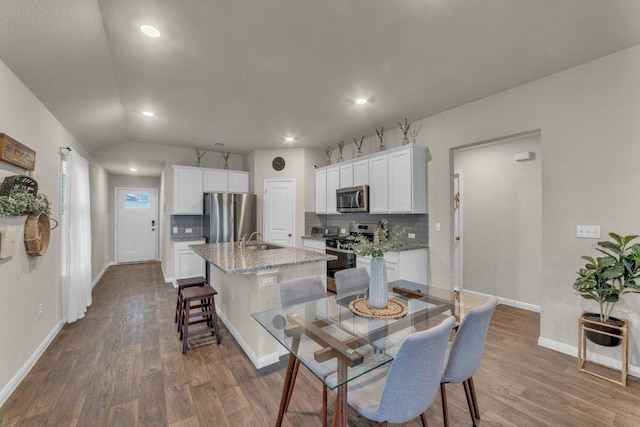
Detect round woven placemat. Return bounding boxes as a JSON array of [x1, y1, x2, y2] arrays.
[[349, 298, 408, 319]]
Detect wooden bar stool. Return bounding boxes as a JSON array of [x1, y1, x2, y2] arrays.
[[175, 276, 207, 332], [180, 285, 221, 354]]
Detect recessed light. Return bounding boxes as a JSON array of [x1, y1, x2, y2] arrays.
[[141, 111, 155, 117], [355, 98, 368, 105], [141, 25, 161, 38], [129, 168, 138, 172], [284, 137, 295, 142]]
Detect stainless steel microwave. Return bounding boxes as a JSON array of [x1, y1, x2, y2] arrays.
[[336, 185, 369, 213]]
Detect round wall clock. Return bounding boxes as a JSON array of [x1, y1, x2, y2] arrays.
[[272, 156, 286, 171]]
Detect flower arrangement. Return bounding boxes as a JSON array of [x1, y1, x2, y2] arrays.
[[398, 118, 411, 145], [344, 219, 404, 257], [326, 145, 335, 165], [0, 187, 50, 216], [337, 140, 345, 162]]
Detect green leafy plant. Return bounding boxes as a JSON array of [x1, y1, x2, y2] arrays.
[[0, 187, 50, 216], [573, 233, 640, 322], [343, 219, 405, 257]]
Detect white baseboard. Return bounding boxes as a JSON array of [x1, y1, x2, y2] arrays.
[[457, 288, 541, 313], [0, 320, 64, 408], [216, 308, 281, 369], [91, 262, 114, 289], [161, 263, 173, 286], [538, 337, 640, 378]]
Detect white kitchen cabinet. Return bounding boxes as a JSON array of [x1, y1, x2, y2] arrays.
[[339, 163, 354, 188], [368, 155, 388, 213], [203, 169, 228, 192], [229, 171, 250, 193], [173, 166, 204, 215], [326, 166, 340, 214], [388, 147, 427, 214], [302, 238, 326, 253], [353, 160, 369, 186], [173, 239, 206, 285], [315, 169, 327, 213], [357, 248, 427, 285]]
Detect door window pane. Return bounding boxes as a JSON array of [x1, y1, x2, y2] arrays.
[[124, 193, 150, 209]]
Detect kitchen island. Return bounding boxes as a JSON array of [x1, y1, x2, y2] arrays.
[[189, 242, 336, 368]]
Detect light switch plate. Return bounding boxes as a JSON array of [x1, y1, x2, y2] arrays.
[[185, 228, 192, 233], [408, 233, 416, 239], [173, 227, 178, 233]]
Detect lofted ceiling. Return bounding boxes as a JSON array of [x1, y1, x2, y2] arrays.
[[1, 1, 640, 176]]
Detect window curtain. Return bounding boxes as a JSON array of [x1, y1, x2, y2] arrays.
[[60, 149, 92, 323]]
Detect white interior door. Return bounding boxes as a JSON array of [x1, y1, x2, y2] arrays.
[[263, 180, 295, 247], [116, 187, 158, 263], [453, 171, 463, 290]]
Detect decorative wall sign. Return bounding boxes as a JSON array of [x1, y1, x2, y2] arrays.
[[0, 134, 36, 171]]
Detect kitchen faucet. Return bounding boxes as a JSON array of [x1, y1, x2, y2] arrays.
[[240, 232, 262, 248]]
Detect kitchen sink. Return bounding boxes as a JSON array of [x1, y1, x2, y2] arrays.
[[243, 243, 283, 251]]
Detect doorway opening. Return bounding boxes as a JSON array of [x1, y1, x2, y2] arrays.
[[452, 130, 542, 311]]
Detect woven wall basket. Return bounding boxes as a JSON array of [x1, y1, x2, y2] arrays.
[[23, 212, 58, 256]]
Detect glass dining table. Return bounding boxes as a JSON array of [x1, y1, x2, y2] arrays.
[[251, 279, 465, 427]]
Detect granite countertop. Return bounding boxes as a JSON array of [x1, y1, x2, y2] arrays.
[[189, 242, 337, 274], [171, 236, 206, 242]]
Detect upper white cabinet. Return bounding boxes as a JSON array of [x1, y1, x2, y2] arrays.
[[353, 160, 369, 186], [173, 166, 204, 215], [314, 145, 427, 214], [326, 167, 340, 214], [368, 155, 388, 213], [204, 169, 250, 193], [173, 166, 250, 215], [315, 169, 327, 214], [203, 169, 228, 192], [229, 171, 250, 193], [388, 147, 426, 214], [339, 163, 354, 188], [315, 166, 341, 214]]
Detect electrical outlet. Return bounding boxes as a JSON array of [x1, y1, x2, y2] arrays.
[[435, 223, 441, 232], [341, 228, 347, 234], [185, 228, 192, 233], [38, 303, 43, 318], [173, 227, 178, 233], [576, 225, 601, 239], [408, 233, 416, 239], [261, 277, 275, 287]]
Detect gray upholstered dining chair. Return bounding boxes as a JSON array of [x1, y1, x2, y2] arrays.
[[440, 296, 499, 427], [334, 267, 369, 296], [279, 276, 333, 427], [327, 316, 456, 427]]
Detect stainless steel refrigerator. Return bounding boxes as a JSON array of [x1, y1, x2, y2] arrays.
[[203, 193, 257, 243]]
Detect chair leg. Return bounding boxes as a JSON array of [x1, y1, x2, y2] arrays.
[[420, 412, 429, 427], [440, 382, 450, 427], [463, 379, 479, 427], [468, 376, 481, 422], [284, 359, 300, 412], [181, 300, 189, 354], [322, 384, 328, 427]]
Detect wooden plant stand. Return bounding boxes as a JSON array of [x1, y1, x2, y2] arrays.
[[578, 313, 628, 386]]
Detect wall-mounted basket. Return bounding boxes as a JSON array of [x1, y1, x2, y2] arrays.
[[23, 212, 58, 256]]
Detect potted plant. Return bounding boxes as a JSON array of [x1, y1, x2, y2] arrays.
[[346, 220, 404, 308], [573, 233, 640, 346]]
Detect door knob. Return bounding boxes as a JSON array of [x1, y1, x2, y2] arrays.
[[455, 236, 460, 241], [288, 233, 292, 237]]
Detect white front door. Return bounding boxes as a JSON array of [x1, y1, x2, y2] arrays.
[[263, 180, 295, 247], [116, 187, 158, 263]]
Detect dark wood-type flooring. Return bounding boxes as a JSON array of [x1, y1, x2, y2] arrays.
[[2, 262, 640, 426]]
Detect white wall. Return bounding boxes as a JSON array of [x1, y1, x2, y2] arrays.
[[108, 174, 161, 263], [248, 148, 323, 247], [0, 58, 110, 402], [415, 44, 640, 367], [454, 133, 542, 306]]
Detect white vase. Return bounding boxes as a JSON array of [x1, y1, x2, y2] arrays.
[[368, 257, 388, 308]]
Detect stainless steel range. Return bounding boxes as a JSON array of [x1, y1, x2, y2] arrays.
[[325, 222, 378, 293]]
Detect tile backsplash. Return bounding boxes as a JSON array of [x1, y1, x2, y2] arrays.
[[305, 212, 428, 245], [170, 215, 203, 238]]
